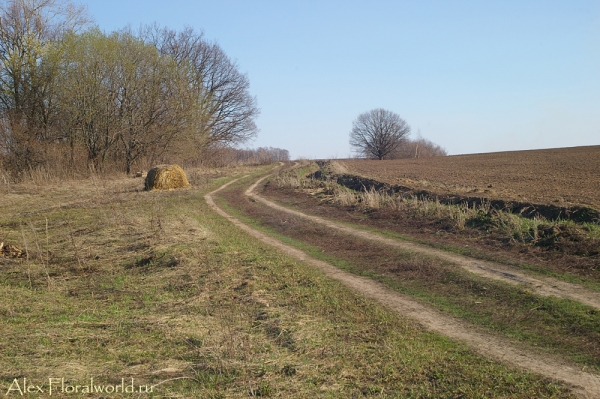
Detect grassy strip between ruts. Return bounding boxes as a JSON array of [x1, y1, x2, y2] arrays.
[[282, 207, 600, 293], [317, 217, 600, 292], [215, 174, 600, 373], [268, 167, 600, 292], [0, 166, 574, 398]]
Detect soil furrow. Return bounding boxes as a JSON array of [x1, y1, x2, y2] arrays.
[[207, 174, 600, 398], [248, 175, 600, 311]]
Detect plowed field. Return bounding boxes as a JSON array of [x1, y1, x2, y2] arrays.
[[338, 145, 600, 211]]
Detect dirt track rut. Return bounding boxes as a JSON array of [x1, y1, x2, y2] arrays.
[[247, 175, 600, 312], [206, 175, 600, 399]]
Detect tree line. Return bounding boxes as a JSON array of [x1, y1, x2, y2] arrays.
[[200, 146, 290, 168], [0, 0, 260, 178]]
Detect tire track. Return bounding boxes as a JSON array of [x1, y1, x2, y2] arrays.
[[247, 175, 600, 312], [206, 175, 600, 399]]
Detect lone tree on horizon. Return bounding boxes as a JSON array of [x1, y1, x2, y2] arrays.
[[349, 108, 411, 160]]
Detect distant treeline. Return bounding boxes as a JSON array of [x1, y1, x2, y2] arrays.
[[356, 136, 448, 160], [392, 137, 448, 159], [199, 146, 290, 168], [0, 0, 264, 179]]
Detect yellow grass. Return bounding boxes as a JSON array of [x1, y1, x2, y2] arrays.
[[144, 164, 190, 191]]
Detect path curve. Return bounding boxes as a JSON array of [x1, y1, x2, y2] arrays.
[[247, 175, 600, 311], [206, 174, 600, 399]]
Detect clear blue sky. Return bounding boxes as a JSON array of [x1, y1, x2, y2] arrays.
[[83, 0, 600, 158]]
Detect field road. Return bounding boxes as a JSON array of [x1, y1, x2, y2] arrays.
[[205, 173, 600, 399], [247, 174, 600, 311]]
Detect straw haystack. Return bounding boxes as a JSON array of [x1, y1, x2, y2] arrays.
[[145, 164, 190, 191]]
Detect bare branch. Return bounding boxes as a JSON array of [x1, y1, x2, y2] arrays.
[[349, 108, 411, 160]]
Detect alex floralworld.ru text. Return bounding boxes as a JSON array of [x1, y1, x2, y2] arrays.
[[5, 378, 154, 395]]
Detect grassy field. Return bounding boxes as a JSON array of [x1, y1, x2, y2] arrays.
[[0, 166, 575, 398]]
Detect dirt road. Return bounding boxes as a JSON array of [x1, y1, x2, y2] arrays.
[[247, 175, 600, 311], [206, 173, 600, 398]]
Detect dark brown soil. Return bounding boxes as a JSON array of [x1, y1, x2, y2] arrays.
[[338, 145, 600, 212]]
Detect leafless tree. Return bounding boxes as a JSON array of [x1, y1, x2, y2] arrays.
[[57, 29, 121, 168], [0, 7, 262, 176], [349, 108, 411, 160], [142, 25, 259, 152], [111, 31, 194, 174], [55, 28, 198, 174]]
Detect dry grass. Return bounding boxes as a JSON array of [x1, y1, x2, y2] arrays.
[[339, 146, 600, 210], [144, 164, 190, 191]]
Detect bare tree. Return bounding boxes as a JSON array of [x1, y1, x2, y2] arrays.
[[57, 29, 121, 168], [112, 31, 194, 174], [349, 108, 411, 160], [142, 25, 259, 153], [56, 29, 196, 173], [0, 9, 262, 176]]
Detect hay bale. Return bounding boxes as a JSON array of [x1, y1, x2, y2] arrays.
[[145, 164, 190, 191]]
